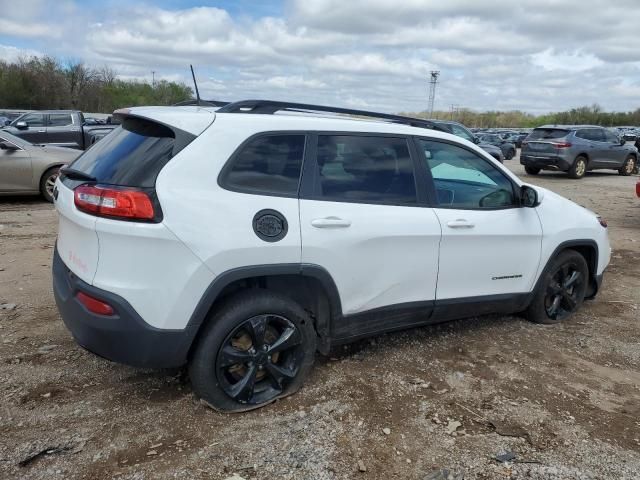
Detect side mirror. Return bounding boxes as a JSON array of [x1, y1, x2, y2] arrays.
[[15, 121, 28, 130], [473, 136, 480, 144], [520, 185, 539, 208], [620, 137, 626, 146]]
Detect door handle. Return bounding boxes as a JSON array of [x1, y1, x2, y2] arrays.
[[37, 130, 46, 133], [311, 217, 352, 228], [447, 219, 475, 229]]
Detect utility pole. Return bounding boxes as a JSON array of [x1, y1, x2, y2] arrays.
[[427, 71, 440, 118], [152, 71, 156, 88], [450, 104, 460, 121]]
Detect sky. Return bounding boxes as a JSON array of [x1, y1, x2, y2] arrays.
[[1, 0, 640, 114]]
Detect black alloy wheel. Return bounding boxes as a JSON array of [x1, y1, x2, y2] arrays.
[[544, 263, 585, 321], [189, 290, 316, 412], [216, 314, 304, 405], [526, 249, 589, 324]]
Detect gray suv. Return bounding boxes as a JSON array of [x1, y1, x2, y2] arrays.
[[521, 125, 637, 179]]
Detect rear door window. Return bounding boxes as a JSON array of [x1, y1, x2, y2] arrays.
[[577, 129, 605, 142], [528, 129, 568, 141], [312, 135, 417, 205], [48, 114, 73, 127], [67, 117, 185, 188], [220, 134, 306, 196]]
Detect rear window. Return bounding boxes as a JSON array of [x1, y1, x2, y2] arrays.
[[528, 128, 568, 140], [68, 117, 184, 188]]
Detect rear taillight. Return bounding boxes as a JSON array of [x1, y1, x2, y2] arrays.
[[76, 291, 115, 316], [552, 142, 572, 149], [597, 216, 608, 228], [74, 185, 155, 221]]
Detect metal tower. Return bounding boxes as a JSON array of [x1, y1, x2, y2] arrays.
[[427, 71, 440, 117]]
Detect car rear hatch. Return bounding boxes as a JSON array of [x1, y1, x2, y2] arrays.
[[523, 128, 570, 155], [54, 107, 215, 285]]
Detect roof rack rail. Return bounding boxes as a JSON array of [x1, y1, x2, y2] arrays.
[[216, 99, 444, 132], [173, 99, 230, 107]]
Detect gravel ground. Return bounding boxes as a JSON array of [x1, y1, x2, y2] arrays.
[[0, 158, 639, 479]]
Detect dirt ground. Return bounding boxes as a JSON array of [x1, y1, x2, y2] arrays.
[[1, 158, 639, 480]]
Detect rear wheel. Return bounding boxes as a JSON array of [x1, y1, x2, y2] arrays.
[[189, 290, 316, 412], [524, 166, 540, 175], [526, 250, 589, 324], [40, 166, 61, 203], [618, 155, 635, 176], [506, 148, 516, 160], [568, 156, 587, 179]]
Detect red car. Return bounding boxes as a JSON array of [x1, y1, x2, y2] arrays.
[[636, 178, 640, 197]]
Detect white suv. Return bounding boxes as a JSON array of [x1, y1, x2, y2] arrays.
[[52, 100, 611, 412]]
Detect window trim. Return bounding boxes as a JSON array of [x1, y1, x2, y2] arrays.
[[413, 136, 521, 211], [299, 131, 426, 208], [217, 131, 309, 199]]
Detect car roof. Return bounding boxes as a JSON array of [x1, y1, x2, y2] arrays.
[[536, 125, 601, 130], [123, 105, 467, 143]]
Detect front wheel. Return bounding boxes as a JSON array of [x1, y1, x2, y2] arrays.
[[525, 250, 589, 324], [524, 166, 540, 175], [618, 155, 635, 176], [40, 166, 61, 203], [189, 290, 316, 412]]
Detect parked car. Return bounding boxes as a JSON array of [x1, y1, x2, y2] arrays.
[[636, 178, 640, 198], [0, 116, 11, 126], [428, 120, 505, 162], [477, 134, 517, 160], [3, 110, 117, 150], [53, 100, 611, 412], [504, 132, 529, 148], [0, 131, 81, 202], [521, 125, 637, 179]]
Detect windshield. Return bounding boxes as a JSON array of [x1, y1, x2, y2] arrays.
[[0, 130, 31, 148], [528, 128, 569, 140]]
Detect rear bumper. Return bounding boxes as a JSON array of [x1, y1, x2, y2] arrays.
[[521, 154, 571, 170], [53, 248, 197, 368]]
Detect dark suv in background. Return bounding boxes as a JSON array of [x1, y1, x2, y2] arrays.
[[521, 125, 637, 179], [430, 120, 505, 162]]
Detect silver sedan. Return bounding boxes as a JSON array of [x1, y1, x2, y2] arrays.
[[0, 131, 81, 202]]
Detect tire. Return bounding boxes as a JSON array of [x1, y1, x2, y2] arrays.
[[525, 250, 589, 324], [506, 148, 516, 160], [40, 166, 61, 203], [524, 166, 540, 175], [189, 290, 317, 412], [568, 156, 587, 179], [618, 155, 635, 176]]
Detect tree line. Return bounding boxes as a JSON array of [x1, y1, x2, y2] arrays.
[[0, 56, 193, 113], [404, 104, 640, 129]]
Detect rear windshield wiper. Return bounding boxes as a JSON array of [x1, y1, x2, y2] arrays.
[[60, 167, 97, 182]]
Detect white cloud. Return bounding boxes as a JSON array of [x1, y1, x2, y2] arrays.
[[1, 0, 640, 113]]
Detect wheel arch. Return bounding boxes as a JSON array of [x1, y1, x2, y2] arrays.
[[185, 264, 342, 357], [39, 163, 65, 184], [574, 152, 590, 163], [534, 240, 600, 302]]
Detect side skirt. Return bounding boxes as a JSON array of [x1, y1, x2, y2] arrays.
[[320, 293, 530, 351]]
